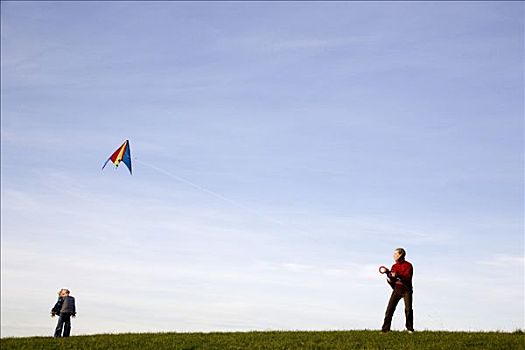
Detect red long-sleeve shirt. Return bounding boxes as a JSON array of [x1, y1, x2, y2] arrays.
[[391, 260, 413, 291]]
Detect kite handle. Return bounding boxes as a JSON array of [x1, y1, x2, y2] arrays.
[[379, 266, 389, 274]]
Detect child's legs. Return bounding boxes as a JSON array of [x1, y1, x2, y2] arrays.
[[54, 316, 64, 337], [62, 314, 72, 337]]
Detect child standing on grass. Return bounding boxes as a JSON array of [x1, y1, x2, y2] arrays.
[[51, 288, 76, 337]]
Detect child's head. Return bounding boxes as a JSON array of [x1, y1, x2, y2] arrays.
[[58, 289, 70, 297]]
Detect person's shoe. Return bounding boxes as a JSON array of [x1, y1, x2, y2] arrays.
[[407, 330, 414, 334], [381, 330, 390, 333]]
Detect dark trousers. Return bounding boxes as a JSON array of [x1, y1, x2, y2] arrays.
[[382, 288, 414, 331], [54, 313, 72, 337]]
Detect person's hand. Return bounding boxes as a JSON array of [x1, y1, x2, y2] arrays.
[[72, 315, 76, 318], [391, 272, 397, 277], [51, 313, 56, 318]]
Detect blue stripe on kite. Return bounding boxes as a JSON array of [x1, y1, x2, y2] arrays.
[[122, 142, 132, 174], [102, 157, 112, 170]]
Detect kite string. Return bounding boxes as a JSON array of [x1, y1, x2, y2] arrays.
[[136, 159, 240, 206], [134, 158, 296, 230]]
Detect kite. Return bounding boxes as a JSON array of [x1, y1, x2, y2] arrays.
[[102, 140, 132, 174]]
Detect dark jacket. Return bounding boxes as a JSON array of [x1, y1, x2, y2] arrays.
[[51, 296, 76, 316], [61, 296, 76, 315]]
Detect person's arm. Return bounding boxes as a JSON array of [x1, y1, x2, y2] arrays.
[[388, 266, 400, 281], [51, 298, 62, 316], [386, 267, 397, 289]]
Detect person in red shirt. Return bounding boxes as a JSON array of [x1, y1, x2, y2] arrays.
[[381, 248, 414, 333]]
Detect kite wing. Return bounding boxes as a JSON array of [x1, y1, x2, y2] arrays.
[[102, 140, 132, 174]]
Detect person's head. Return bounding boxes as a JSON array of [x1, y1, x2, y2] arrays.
[[58, 289, 70, 297], [393, 248, 406, 262]]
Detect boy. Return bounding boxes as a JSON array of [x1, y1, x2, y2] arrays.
[[381, 248, 414, 333], [51, 288, 76, 337]]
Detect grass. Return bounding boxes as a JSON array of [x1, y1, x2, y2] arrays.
[[1, 330, 524, 350]]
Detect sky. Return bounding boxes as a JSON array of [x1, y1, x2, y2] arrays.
[[1, 1, 523, 337]]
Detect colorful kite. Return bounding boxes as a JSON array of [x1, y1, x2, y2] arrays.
[[102, 140, 132, 174]]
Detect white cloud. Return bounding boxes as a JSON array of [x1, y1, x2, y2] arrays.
[[477, 254, 525, 267]]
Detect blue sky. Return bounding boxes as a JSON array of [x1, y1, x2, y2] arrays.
[[1, 1, 523, 336]]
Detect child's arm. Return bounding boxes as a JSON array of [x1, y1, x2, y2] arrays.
[[51, 298, 63, 316], [72, 297, 76, 317]]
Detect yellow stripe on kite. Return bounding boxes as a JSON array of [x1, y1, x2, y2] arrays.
[[113, 142, 127, 166]]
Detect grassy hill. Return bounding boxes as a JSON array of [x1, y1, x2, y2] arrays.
[[1, 330, 524, 350]]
